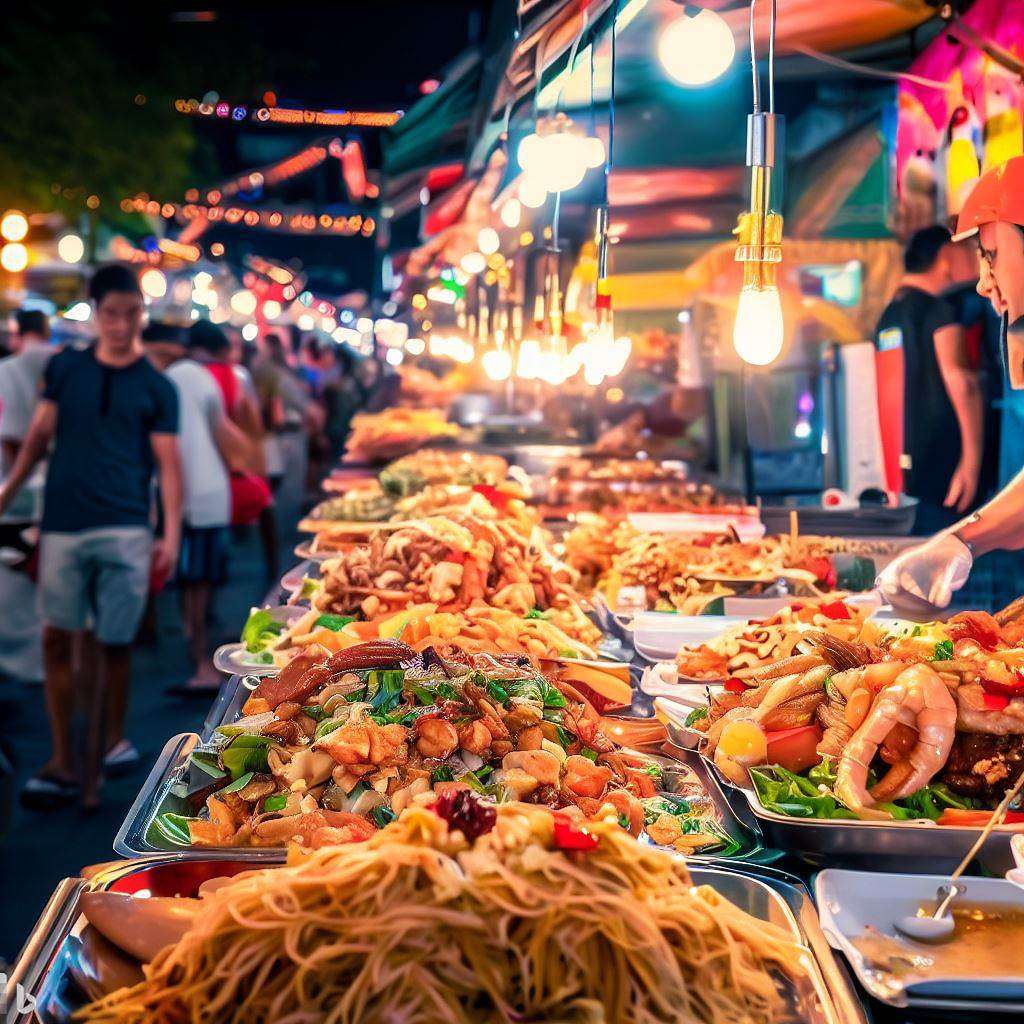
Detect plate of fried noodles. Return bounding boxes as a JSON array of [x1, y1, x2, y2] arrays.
[[79, 796, 814, 1024]]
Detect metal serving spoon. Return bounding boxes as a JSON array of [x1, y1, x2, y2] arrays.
[[896, 771, 1024, 943]]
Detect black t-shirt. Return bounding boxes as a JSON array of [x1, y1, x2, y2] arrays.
[[874, 286, 957, 504], [945, 281, 1002, 500], [41, 345, 178, 532]]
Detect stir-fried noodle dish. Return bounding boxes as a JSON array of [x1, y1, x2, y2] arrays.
[[80, 800, 807, 1024]]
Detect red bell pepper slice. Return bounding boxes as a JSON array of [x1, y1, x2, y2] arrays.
[[982, 693, 1011, 712], [552, 813, 600, 850], [472, 484, 512, 511], [980, 673, 1024, 698], [819, 600, 851, 621]]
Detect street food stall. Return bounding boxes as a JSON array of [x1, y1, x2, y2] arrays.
[[7, 1, 1024, 1022]]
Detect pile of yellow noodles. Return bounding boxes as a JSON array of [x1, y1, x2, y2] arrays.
[[79, 804, 804, 1024]]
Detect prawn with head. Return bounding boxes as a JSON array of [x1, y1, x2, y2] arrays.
[[834, 664, 958, 820]]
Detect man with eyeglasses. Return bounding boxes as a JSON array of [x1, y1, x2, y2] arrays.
[[879, 155, 1024, 612]]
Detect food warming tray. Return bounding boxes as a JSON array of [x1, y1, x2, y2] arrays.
[[114, 731, 768, 865], [717, 769, 1017, 876], [8, 857, 867, 1024]]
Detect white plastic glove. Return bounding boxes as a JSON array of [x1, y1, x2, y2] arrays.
[[875, 531, 973, 613]]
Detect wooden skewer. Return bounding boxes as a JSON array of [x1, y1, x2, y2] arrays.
[[946, 771, 1024, 890]]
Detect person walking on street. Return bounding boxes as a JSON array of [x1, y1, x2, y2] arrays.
[[0, 265, 182, 809], [144, 322, 248, 694]]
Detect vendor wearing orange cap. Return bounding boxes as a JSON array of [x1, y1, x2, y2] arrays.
[[879, 155, 1024, 612]]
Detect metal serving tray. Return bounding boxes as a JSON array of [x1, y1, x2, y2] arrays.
[[7, 856, 867, 1024], [114, 730, 768, 864], [716, 767, 1017, 876]]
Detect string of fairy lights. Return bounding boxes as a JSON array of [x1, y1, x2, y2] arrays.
[[120, 196, 376, 237]]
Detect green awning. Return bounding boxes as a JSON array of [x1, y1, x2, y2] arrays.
[[382, 51, 482, 181]]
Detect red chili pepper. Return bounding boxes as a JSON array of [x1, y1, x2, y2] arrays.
[[819, 600, 852, 621], [982, 693, 1011, 712], [472, 484, 512, 511], [980, 676, 1024, 698], [724, 677, 747, 694], [552, 813, 599, 851]]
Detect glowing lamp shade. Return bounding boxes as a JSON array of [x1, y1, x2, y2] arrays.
[[1, 210, 28, 243], [57, 233, 84, 263], [140, 268, 167, 299], [732, 285, 784, 366], [658, 9, 735, 87]]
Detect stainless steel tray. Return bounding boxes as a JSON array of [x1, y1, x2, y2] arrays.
[[8, 856, 867, 1024], [114, 729, 769, 864], [200, 674, 258, 741], [718, 767, 1016, 875]]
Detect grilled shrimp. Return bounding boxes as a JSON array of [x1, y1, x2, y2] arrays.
[[827, 662, 908, 700], [835, 664, 957, 820]]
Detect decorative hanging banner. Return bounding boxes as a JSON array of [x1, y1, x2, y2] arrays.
[[121, 195, 375, 236], [174, 98, 402, 128]]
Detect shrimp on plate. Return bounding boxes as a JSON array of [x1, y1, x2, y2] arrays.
[[834, 664, 958, 820]]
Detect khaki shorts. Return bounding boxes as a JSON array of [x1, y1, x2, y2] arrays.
[[39, 527, 152, 645]]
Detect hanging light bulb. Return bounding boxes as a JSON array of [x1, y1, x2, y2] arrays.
[[460, 251, 487, 275], [482, 347, 513, 381], [500, 199, 522, 228], [516, 337, 542, 379], [477, 227, 500, 255], [732, 0, 785, 367], [658, 7, 735, 86], [517, 114, 603, 201], [733, 285, 784, 365], [519, 177, 548, 209]]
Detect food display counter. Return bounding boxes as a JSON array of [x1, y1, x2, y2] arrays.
[[8, 443, 1024, 1023]]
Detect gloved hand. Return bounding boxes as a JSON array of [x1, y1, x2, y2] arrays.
[[875, 531, 973, 612]]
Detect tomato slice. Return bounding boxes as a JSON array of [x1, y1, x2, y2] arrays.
[[765, 725, 823, 774], [819, 600, 851, 620], [724, 677, 747, 694], [938, 808, 1024, 827]]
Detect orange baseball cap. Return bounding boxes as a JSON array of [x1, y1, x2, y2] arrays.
[[952, 155, 1024, 241]]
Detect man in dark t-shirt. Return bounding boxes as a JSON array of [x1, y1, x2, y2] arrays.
[[0, 264, 183, 810], [874, 226, 984, 535]]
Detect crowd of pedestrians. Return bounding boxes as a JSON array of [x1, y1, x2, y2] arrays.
[[0, 263, 382, 811]]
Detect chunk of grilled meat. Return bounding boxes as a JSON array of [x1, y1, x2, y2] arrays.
[[939, 733, 1024, 802]]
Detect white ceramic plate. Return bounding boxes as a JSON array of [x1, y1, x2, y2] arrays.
[[639, 662, 724, 702], [627, 512, 765, 540], [815, 869, 1024, 1005], [632, 613, 747, 663]]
